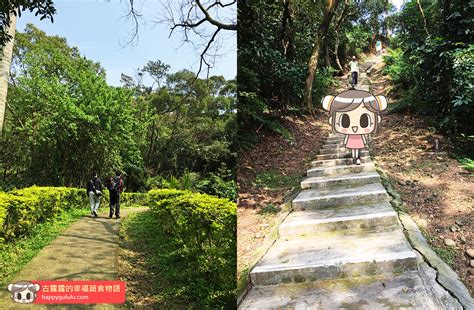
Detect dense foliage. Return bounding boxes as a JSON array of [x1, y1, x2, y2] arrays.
[[0, 25, 237, 198], [384, 0, 473, 150], [143, 189, 237, 308], [0, 186, 146, 245], [0, 0, 55, 47], [0, 187, 83, 244], [1, 25, 143, 188], [237, 0, 393, 143], [0, 186, 236, 307]]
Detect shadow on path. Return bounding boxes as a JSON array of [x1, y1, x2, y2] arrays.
[[0, 207, 147, 309]]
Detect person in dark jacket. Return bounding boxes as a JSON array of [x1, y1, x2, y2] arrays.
[[86, 172, 103, 217], [108, 171, 123, 219], [107, 176, 116, 215]]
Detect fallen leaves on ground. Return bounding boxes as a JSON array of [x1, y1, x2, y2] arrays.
[[373, 112, 473, 293], [237, 115, 328, 280]]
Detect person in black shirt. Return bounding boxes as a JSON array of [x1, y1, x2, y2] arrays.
[[108, 171, 123, 219], [86, 172, 102, 217]]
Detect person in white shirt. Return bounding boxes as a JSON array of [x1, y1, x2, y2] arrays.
[[348, 56, 359, 89], [376, 40, 382, 56]]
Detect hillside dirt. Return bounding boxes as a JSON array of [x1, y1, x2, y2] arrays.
[[237, 53, 473, 294], [368, 54, 474, 293], [237, 115, 328, 283], [371, 113, 473, 292]]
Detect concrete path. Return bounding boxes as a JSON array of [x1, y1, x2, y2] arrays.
[[0, 207, 147, 309], [240, 60, 467, 309]]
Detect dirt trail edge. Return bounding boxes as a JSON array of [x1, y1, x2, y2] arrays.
[[239, 56, 471, 309], [0, 207, 147, 309]]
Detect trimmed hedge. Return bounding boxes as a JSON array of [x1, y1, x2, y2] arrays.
[[148, 189, 237, 307], [0, 187, 147, 245], [0, 187, 84, 243], [147, 189, 190, 209], [120, 192, 147, 207]]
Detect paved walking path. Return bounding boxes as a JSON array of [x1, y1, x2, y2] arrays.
[[240, 59, 470, 309], [0, 207, 147, 309]]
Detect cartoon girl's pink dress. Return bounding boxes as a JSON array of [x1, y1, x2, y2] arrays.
[[345, 134, 364, 149]]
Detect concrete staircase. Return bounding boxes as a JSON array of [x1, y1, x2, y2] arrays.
[[239, 133, 462, 309], [247, 133, 417, 285]]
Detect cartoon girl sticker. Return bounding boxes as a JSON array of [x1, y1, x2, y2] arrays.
[[7, 281, 41, 304], [321, 89, 387, 165]]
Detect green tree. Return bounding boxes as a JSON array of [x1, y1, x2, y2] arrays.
[[385, 0, 473, 145], [137, 68, 237, 178], [0, 12, 16, 134], [0, 2, 56, 133], [1, 24, 144, 189]]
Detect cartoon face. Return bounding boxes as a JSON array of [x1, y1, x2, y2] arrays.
[[321, 89, 387, 135], [334, 103, 377, 135], [7, 281, 40, 304]]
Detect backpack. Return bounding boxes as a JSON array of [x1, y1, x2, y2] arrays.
[[112, 176, 122, 192]]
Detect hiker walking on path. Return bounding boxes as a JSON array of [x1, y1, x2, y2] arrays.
[[108, 171, 123, 219], [376, 40, 382, 56], [348, 56, 359, 89], [86, 172, 103, 217]]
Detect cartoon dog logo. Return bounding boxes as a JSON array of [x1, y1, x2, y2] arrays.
[[322, 89, 387, 165], [7, 281, 40, 304]]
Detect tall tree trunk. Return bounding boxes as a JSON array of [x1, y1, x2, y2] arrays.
[[281, 0, 295, 110], [0, 12, 16, 134], [303, 0, 340, 113], [334, 31, 343, 72], [416, 0, 430, 37], [332, 1, 349, 74], [324, 41, 331, 67], [281, 0, 294, 60]]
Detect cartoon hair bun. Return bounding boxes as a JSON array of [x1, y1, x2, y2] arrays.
[[376, 95, 388, 110], [321, 95, 334, 111]]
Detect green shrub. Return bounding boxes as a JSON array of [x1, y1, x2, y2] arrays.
[[148, 189, 189, 206], [196, 173, 237, 202], [0, 187, 84, 243], [0, 186, 145, 245], [0, 192, 12, 244], [121, 192, 147, 207], [147, 190, 236, 307]]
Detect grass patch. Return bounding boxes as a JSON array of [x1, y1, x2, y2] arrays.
[[120, 211, 190, 308], [458, 157, 474, 171], [257, 204, 281, 215], [119, 210, 235, 309], [433, 246, 458, 268], [253, 170, 301, 190], [0, 208, 88, 286]]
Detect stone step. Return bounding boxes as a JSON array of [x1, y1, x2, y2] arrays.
[[279, 203, 398, 237], [241, 270, 458, 309], [307, 162, 375, 177], [316, 151, 369, 160], [319, 147, 368, 155], [325, 137, 345, 143], [301, 172, 380, 189], [250, 229, 417, 286], [322, 142, 345, 149], [311, 157, 371, 168], [292, 183, 389, 210]]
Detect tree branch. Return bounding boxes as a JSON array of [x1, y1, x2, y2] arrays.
[[195, 0, 237, 30]]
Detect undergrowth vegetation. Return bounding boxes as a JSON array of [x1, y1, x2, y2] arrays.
[[122, 189, 236, 308], [0, 186, 236, 308], [0, 207, 88, 286], [383, 1, 473, 155]]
